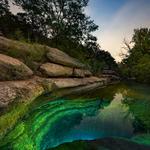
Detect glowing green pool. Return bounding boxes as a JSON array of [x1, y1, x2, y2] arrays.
[[0, 82, 150, 150]]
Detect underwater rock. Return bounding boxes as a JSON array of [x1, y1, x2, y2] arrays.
[[0, 99, 101, 150], [52, 81, 105, 97], [50, 137, 150, 150]]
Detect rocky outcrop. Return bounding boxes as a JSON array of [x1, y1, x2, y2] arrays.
[[0, 36, 91, 78], [0, 36, 84, 68], [0, 36, 108, 108], [0, 36, 117, 141], [47, 48, 85, 68], [46, 77, 106, 89], [0, 77, 44, 107], [0, 76, 108, 108], [0, 54, 33, 80], [0, 36, 112, 108], [40, 63, 73, 77], [40, 63, 92, 78]]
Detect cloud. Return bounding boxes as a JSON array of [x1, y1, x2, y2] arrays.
[[95, 0, 150, 62]]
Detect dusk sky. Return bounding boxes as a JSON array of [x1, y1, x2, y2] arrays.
[[10, 0, 150, 61], [86, 0, 150, 61]]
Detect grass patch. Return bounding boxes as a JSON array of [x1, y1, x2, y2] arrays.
[[0, 38, 49, 71]]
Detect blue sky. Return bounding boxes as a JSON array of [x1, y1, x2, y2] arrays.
[[86, 0, 150, 61]]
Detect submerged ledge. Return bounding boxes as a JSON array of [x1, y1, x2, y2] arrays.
[[49, 137, 150, 150]]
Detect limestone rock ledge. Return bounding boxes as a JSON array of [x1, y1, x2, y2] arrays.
[[40, 63, 92, 77], [0, 76, 108, 108]]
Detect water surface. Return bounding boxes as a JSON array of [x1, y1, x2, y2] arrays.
[[0, 82, 150, 150]]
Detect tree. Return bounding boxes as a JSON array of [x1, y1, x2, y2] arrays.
[[13, 0, 98, 45], [120, 28, 150, 83], [0, 0, 9, 17], [132, 28, 150, 54]]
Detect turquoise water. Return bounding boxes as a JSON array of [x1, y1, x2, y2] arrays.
[[0, 82, 150, 149]]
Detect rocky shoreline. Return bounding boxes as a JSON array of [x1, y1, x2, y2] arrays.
[[0, 76, 108, 108], [0, 36, 111, 108], [0, 36, 113, 138]]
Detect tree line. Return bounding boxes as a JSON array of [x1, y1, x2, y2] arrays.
[[120, 28, 150, 83], [0, 0, 118, 73]]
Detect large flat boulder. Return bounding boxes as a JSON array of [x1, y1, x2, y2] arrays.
[[43, 76, 106, 90], [0, 54, 33, 81], [52, 82, 105, 97], [47, 48, 85, 68], [40, 63, 73, 77], [0, 77, 44, 108]]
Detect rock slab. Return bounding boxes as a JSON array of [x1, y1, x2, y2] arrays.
[[47, 48, 85, 68], [40, 63, 73, 77], [0, 54, 33, 80]]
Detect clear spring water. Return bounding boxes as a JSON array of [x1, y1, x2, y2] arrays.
[[0, 82, 150, 150]]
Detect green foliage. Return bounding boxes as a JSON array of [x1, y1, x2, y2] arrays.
[[132, 134, 150, 146], [120, 28, 150, 83], [124, 98, 150, 131], [133, 55, 150, 83], [13, 0, 98, 46], [0, 102, 30, 139], [0, 0, 9, 16]]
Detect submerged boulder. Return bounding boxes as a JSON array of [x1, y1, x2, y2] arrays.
[[40, 63, 73, 77], [50, 138, 150, 150], [47, 48, 85, 68], [0, 54, 33, 81]]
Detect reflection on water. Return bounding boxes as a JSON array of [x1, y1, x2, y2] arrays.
[[64, 93, 134, 141], [0, 82, 150, 150]]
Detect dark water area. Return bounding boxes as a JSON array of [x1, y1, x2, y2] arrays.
[[0, 82, 150, 150]]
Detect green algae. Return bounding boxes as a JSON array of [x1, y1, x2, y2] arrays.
[[124, 98, 150, 131], [0, 98, 101, 150], [1, 82, 150, 150], [0, 102, 31, 139], [132, 134, 150, 146]]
